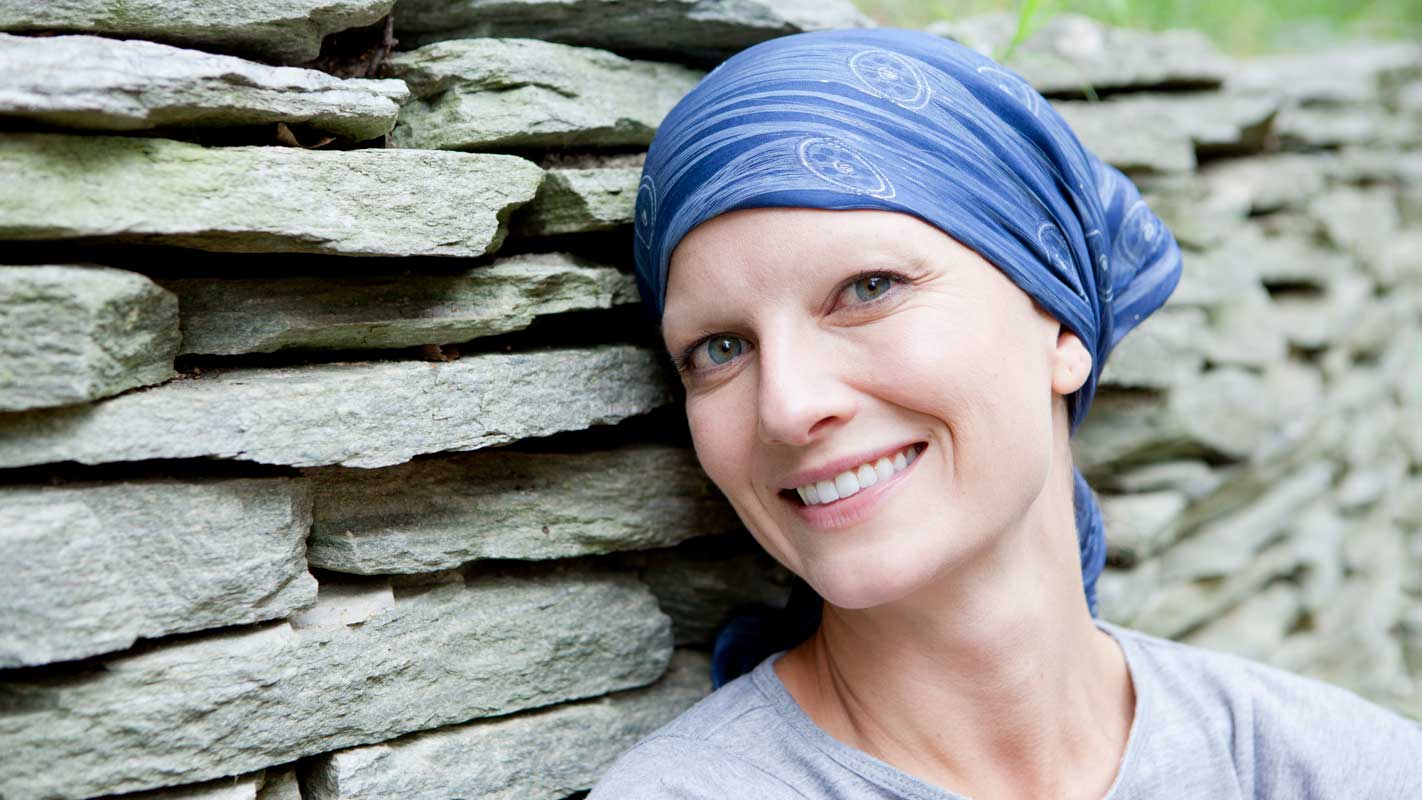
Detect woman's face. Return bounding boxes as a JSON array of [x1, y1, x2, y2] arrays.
[[661, 207, 1090, 610]]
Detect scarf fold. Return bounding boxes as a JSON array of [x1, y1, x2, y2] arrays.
[[631, 27, 1183, 689]]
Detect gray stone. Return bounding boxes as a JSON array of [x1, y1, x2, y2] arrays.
[[1199, 152, 1331, 216], [1236, 225, 1355, 290], [1098, 306, 1205, 389], [0, 478, 315, 668], [1151, 213, 1263, 307], [302, 649, 711, 800], [1183, 362, 1324, 462], [0, 264, 179, 412], [1199, 292, 1288, 369], [256, 768, 301, 800], [928, 12, 1229, 95], [1375, 232, 1422, 287], [1094, 559, 1160, 627], [1160, 461, 1336, 582], [1071, 390, 1192, 475], [1105, 459, 1224, 500], [1304, 513, 1412, 698], [1052, 90, 1279, 173], [386, 38, 703, 151], [0, 133, 542, 257], [512, 167, 639, 237], [1308, 185, 1402, 273], [1180, 581, 1302, 663], [1272, 271, 1372, 350], [304, 444, 740, 574], [1137, 172, 1251, 251], [1098, 490, 1189, 564], [117, 771, 266, 800], [161, 252, 639, 355], [0, 345, 675, 469], [1134, 534, 1303, 639], [1073, 364, 1323, 472], [1275, 104, 1419, 150], [0, 0, 394, 63], [0, 564, 671, 800], [1290, 502, 1347, 614], [395, 0, 872, 66], [0, 34, 406, 139], [1051, 97, 1194, 173], [619, 538, 796, 646], [289, 581, 393, 629], [1227, 42, 1422, 106]]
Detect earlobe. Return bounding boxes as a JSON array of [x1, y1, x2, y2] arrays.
[[1052, 327, 1092, 395]]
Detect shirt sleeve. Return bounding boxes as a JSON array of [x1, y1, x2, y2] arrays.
[[588, 735, 810, 800], [1241, 663, 1422, 797]]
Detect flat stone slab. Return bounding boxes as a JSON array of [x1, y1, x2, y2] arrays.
[[1052, 90, 1280, 174], [0, 33, 407, 139], [0, 133, 543, 257], [619, 538, 795, 646], [0, 345, 675, 469], [0, 565, 670, 800], [302, 649, 710, 800], [0, 0, 394, 64], [928, 12, 1229, 96], [1227, 42, 1422, 106], [385, 38, 703, 151], [0, 478, 315, 668], [95, 766, 292, 800], [1098, 306, 1206, 390], [393, 0, 871, 66], [512, 166, 639, 237], [1073, 362, 1325, 474], [161, 252, 638, 355], [0, 264, 179, 412], [304, 444, 740, 574]]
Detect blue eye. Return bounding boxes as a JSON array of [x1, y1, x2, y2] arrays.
[[704, 335, 743, 365], [852, 273, 895, 302]]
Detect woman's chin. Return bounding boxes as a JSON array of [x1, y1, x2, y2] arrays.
[[806, 557, 943, 611]]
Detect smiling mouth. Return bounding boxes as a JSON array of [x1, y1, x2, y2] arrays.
[[778, 441, 928, 507]]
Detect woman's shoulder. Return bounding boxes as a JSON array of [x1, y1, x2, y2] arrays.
[[1108, 618, 1418, 725], [588, 657, 808, 800], [1103, 620, 1422, 793]]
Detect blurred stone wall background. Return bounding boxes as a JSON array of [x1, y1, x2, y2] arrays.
[[0, 3, 1419, 799]]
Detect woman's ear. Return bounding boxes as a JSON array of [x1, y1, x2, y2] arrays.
[[1051, 326, 1092, 396]]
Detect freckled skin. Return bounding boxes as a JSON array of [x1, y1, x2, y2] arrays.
[[662, 206, 1090, 611]]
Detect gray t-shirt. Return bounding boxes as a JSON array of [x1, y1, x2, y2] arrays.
[[589, 618, 1422, 799]]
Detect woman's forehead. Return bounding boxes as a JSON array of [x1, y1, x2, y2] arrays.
[[669, 207, 956, 278]]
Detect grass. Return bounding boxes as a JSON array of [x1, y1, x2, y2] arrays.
[[850, 0, 1422, 56]]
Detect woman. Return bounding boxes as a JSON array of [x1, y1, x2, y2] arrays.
[[590, 27, 1422, 799]]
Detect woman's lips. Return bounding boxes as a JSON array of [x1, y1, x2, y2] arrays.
[[783, 441, 926, 531]]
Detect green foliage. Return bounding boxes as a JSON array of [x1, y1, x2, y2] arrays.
[[852, 0, 1422, 55]]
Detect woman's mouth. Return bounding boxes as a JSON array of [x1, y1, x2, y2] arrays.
[[778, 441, 927, 530]]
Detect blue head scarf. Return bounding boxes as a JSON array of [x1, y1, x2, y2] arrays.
[[633, 27, 1183, 688]]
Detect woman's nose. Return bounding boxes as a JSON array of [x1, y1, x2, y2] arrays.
[[754, 330, 855, 447]]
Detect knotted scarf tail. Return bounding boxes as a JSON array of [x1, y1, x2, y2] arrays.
[[708, 467, 1108, 689]]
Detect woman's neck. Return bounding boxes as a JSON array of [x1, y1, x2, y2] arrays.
[[772, 486, 1135, 800]]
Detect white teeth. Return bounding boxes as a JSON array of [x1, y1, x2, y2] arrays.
[[834, 471, 860, 499], [793, 444, 923, 507], [873, 456, 894, 483], [855, 463, 878, 488]]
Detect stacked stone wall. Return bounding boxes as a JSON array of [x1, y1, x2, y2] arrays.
[[1, 5, 1419, 798]]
